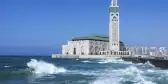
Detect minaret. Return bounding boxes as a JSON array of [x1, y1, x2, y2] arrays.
[[109, 0, 120, 51]]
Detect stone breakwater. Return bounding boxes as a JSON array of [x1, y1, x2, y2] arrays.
[[122, 56, 168, 69]]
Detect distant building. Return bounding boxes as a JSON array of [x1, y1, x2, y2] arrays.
[[62, 0, 131, 56], [62, 35, 126, 55], [127, 46, 168, 56]]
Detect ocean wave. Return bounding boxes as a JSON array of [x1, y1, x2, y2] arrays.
[[27, 59, 67, 74], [97, 59, 156, 68], [91, 65, 156, 84], [0, 70, 31, 78], [69, 70, 103, 76], [119, 66, 155, 84], [4, 66, 11, 68], [81, 60, 92, 63], [145, 68, 168, 83], [144, 61, 155, 67], [136, 61, 155, 68]]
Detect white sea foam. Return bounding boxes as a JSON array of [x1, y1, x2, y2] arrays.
[[144, 61, 155, 67], [82, 60, 92, 63], [97, 59, 132, 64], [4, 66, 11, 68], [136, 61, 155, 68], [91, 65, 156, 84], [120, 66, 155, 84], [69, 70, 103, 76], [27, 59, 67, 74], [146, 68, 168, 82]]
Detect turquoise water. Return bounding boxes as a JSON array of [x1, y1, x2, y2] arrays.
[[0, 56, 168, 84]]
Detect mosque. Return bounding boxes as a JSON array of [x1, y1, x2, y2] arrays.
[[61, 0, 131, 56]]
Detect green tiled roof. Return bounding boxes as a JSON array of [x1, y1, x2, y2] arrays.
[[72, 35, 109, 42], [72, 35, 123, 43], [72, 35, 107, 42]]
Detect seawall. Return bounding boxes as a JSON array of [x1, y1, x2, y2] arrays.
[[122, 56, 168, 69], [52, 54, 129, 59]]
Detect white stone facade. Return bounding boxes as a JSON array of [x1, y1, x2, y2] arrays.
[[62, 40, 109, 55], [109, 0, 120, 51], [62, 39, 128, 55]]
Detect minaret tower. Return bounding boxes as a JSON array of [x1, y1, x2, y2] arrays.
[[109, 0, 120, 51]]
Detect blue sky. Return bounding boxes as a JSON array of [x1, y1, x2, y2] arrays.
[[0, 0, 168, 55]]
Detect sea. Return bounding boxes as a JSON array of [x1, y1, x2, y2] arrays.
[[0, 56, 168, 84]]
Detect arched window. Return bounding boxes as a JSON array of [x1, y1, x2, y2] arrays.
[[73, 48, 76, 55], [127, 52, 129, 55], [90, 46, 94, 55], [95, 46, 99, 55], [121, 52, 123, 55], [114, 52, 116, 55], [103, 48, 105, 51], [95, 52, 98, 55], [81, 46, 84, 55]]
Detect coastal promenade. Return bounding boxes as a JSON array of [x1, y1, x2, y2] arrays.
[[52, 54, 168, 60], [52, 54, 129, 59]]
